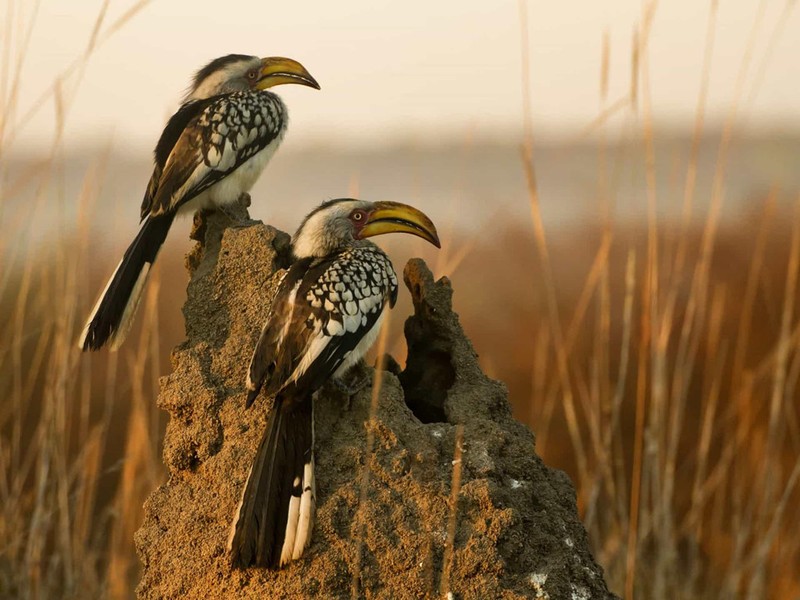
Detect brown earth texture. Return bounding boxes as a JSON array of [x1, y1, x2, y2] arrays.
[[134, 205, 618, 599]]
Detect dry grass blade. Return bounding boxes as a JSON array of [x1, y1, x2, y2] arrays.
[[600, 29, 610, 103], [351, 309, 392, 599], [573, 96, 630, 141], [626, 5, 659, 595], [673, 0, 718, 278], [102, 0, 152, 40], [3, 0, 150, 150], [742, 0, 797, 118], [439, 424, 464, 599]]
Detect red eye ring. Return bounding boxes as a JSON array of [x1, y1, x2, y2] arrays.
[[352, 210, 365, 222]]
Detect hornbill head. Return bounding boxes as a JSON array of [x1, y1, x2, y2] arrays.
[[187, 54, 320, 101], [292, 199, 441, 259]]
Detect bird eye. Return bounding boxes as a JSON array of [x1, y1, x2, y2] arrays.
[[352, 211, 364, 222], [247, 69, 258, 80]]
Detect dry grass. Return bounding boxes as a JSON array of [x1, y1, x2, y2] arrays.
[[351, 308, 392, 599], [2, 0, 799, 598], [450, 203, 800, 598], [1, 2, 162, 598]]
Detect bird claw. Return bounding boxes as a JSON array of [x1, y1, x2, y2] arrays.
[[324, 363, 372, 410], [217, 199, 251, 228], [330, 374, 371, 397], [237, 192, 252, 208]]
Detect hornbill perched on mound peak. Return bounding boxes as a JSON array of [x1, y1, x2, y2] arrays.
[[78, 54, 319, 352], [229, 199, 441, 569]]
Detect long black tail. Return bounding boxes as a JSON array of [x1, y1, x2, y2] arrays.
[[229, 393, 315, 569], [78, 213, 174, 351]]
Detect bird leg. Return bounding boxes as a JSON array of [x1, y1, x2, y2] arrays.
[[237, 192, 252, 208], [190, 210, 210, 242], [325, 362, 372, 411], [330, 374, 371, 397], [217, 193, 252, 227]]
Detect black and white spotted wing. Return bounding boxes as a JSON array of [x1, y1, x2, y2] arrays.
[[139, 96, 219, 219], [145, 91, 286, 218], [247, 245, 399, 405]]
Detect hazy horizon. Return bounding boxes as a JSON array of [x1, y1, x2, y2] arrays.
[[4, 0, 798, 154], [6, 132, 799, 261]]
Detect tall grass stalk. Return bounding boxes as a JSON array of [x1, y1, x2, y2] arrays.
[[516, 0, 800, 596]]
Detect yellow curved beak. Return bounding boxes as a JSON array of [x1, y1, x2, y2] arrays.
[[359, 202, 441, 248], [257, 57, 320, 90]]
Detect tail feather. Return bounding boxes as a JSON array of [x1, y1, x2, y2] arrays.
[[229, 393, 315, 568], [291, 435, 316, 560], [78, 213, 174, 351]]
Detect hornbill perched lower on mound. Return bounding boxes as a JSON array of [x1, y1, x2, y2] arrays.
[[229, 199, 441, 569], [78, 54, 319, 352]]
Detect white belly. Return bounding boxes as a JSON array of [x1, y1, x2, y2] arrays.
[[177, 135, 284, 215], [333, 308, 387, 379]]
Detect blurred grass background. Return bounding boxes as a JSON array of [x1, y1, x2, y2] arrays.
[[2, 0, 799, 598]]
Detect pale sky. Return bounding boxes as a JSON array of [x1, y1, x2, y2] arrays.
[[5, 0, 799, 151]]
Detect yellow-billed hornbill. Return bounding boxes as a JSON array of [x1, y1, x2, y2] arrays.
[[78, 54, 319, 351], [229, 199, 440, 569]]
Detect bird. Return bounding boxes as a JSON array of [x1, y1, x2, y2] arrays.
[[228, 199, 441, 569], [78, 54, 320, 351]]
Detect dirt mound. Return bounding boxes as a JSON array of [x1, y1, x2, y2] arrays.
[[135, 207, 618, 599]]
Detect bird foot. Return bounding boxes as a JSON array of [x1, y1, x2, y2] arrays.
[[237, 192, 252, 208], [190, 210, 210, 241], [217, 193, 252, 227], [325, 363, 372, 411], [330, 373, 371, 397]]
